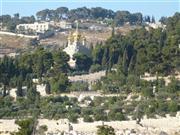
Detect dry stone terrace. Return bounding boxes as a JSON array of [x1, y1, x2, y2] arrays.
[[68, 71, 106, 84]]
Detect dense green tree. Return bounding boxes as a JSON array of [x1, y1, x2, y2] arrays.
[[50, 73, 69, 93], [89, 64, 102, 73], [53, 50, 70, 73], [0, 15, 11, 24], [20, 15, 35, 23], [73, 53, 92, 71], [36, 9, 50, 21], [35, 7, 143, 25], [27, 85, 40, 104], [114, 11, 130, 26], [0, 56, 15, 96], [92, 45, 104, 65], [32, 47, 53, 77], [56, 7, 68, 19]]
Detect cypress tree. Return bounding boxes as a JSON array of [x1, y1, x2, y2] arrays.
[[16, 78, 23, 97], [122, 49, 128, 76], [128, 54, 136, 73], [45, 81, 51, 94]]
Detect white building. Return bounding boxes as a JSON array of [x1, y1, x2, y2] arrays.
[[49, 20, 72, 29], [16, 22, 51, 33], [146, 22, 166, 29], [59, 20, 72, 29], [63, 23, 90, 68]]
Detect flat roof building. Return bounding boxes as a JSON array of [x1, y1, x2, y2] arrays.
[[16, 22, 51, 33]]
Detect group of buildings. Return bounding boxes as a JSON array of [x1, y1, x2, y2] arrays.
[[16, 20, 73, 33], [17, 20, 91, 68], [16, 20, 108, 34], [2, 20, 166, 65], [145, 22, 166, 30], [0, 20, 91, 67]]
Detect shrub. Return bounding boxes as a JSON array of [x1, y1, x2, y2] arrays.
[[94, 111, 108, 121], [97, 125, 115, 135], [83, 115, 93, 122], [142, 87, 153, 97], [108, 111, 125, 121], [68, 113, 78, 123], [157, 100, 168, 112], [168, 101, 178, 112], [70, 81, 89, 91], [89, 64, 102, 73], [14, 119, 34, 135]]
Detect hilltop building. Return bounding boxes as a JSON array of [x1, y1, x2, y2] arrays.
[[16, 22, 52, 33], [145, 22, 166, 30], [49, 20, 72, 29], [59, 20, 72, 29], [63, 22, 90, 68]]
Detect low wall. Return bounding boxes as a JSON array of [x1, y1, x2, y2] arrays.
[[0, 31, 38, 39]]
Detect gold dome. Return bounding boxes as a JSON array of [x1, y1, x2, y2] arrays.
[[67, 21, 86, 43]]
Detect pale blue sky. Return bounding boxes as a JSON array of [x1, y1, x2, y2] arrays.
[[1, 0, 180, 20]]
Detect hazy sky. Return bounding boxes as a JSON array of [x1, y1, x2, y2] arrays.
[[1, 0, 180, 20]]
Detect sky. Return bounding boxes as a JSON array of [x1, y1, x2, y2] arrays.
[[0, 0, 180, 20]]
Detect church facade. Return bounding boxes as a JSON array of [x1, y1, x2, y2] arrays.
[[63, 24, 90, 68]]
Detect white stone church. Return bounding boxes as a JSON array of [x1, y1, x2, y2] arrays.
[[63, 23, 90, 68]]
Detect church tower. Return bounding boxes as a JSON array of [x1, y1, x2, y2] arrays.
[[63, 21, 90, 68]]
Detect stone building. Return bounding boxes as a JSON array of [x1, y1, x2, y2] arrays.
[[59, 20, 72, 29], [49, 20, 72, 29], [16, 22, 52, 33]]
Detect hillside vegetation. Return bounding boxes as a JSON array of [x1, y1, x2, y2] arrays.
[[0, 12, 179, 125]]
